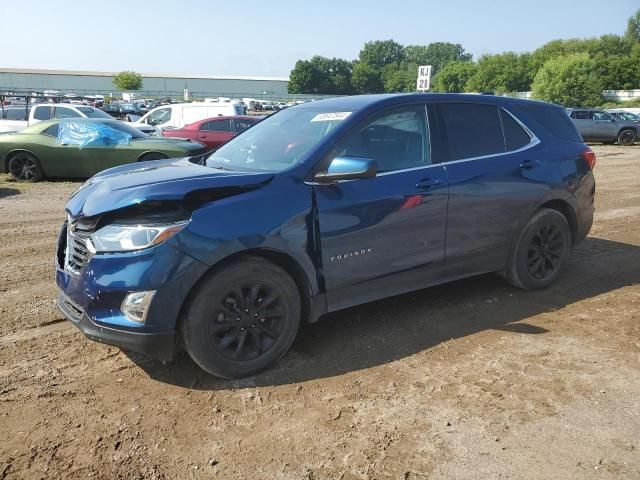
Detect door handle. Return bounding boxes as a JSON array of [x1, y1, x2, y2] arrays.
[[519, 159, 540, 170], [415, 178, 442, 190]]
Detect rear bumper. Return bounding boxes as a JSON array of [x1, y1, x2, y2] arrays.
[[57, 291, 176, 361]]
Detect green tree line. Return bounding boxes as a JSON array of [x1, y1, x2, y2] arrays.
[[288, 9, 640, 107]]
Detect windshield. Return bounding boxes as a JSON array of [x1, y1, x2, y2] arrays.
[[104, 121, 147, 138], [77, 107, 112, 119], [205, 107, 351, 172]]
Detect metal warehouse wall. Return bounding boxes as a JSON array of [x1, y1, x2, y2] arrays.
[[0, 69, 290, 98]]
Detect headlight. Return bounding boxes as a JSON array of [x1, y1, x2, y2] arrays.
[[90, 221, 188, 253]]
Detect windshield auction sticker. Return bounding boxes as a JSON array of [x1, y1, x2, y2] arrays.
[[311, 112, 352, 122]]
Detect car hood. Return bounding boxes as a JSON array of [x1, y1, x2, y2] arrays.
[[66, 157, 274, 218]]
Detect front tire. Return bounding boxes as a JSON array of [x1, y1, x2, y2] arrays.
[[617, 129, 636, 146], [8, 152, 44, 182], [505, 208, 571, 290], [182, 256, 301, 378]]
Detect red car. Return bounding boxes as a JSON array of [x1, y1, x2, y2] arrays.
[[161, 116, 260, 151]]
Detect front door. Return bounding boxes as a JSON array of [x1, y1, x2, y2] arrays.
[[313, 104, 449, 311]]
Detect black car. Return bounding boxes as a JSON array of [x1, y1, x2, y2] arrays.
[[101, 103, 122, 117]]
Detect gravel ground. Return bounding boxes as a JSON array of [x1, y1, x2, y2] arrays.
[[0, 145, 638, 479]]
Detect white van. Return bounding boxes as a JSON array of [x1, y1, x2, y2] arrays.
[[131, 102, 247, 131]]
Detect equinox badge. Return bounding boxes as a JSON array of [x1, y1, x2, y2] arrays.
[[330, 248, 372, 263]]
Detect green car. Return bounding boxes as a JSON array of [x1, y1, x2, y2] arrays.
[[1, 118, 206, 182]]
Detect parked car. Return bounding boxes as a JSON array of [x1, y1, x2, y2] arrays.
[[567, 108, 638, 145], [1, 118, 206, 182], [101, 103, 123, 117], [0, 106, 31, 133], [0, 103, 113, 133], [161, 115, 261, 150], [130, 102, 247, 132], [55, 94, 595, 378]]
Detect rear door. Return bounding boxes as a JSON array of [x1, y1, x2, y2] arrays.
[[435, 102, 549, 275], [569, 109, 591, 140], [314, 104, 449, 311]]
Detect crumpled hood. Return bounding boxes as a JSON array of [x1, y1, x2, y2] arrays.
[[66, 157, 274, 218]]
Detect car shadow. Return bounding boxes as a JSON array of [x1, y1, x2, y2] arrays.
[[0, 187, 20, 198], [127, 236, 640, 389]]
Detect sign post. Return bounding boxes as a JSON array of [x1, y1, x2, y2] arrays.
[[416, 65, 433, 92]]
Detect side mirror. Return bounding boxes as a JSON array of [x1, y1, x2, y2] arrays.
[[314, 156, 377, 182]]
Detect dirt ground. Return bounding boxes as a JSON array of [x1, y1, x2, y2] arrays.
[[0, 145, 638, 480]]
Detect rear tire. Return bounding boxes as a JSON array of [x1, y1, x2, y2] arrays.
[[8, 152, 44, 182], [181, 256, 301, 378], [617, 129, 636, 146], [504, 208, 571, 290], [138, 152, 169, 161]]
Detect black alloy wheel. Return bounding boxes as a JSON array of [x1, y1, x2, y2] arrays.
[[504, 208, 571, 290], [182, 256, 301, 378], [8, 153, 43, 182], [525, 224, 565, 280], [618, 129, 636, 146], [209, 282, 286, 361]]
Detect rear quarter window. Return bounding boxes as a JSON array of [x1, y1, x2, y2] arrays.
[[514, 104, 582, 143], [500, 109, 531, 151]]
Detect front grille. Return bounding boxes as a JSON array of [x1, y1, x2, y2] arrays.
[[64, 216, 98, 275]]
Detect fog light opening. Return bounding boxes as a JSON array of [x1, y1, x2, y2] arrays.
[[121, 291, 156, 324]]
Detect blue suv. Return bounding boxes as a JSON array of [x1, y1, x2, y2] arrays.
[[56, 94, 596, 378]]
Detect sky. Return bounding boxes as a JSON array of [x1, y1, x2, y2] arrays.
[[2, 0, 638, 78]]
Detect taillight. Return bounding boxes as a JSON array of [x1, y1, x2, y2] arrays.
[[581, 148, 596, 170]]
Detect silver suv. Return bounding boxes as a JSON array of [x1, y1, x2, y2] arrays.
[[567, 108, 638, 146]]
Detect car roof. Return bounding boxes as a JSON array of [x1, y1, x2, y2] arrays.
[[291, 93, 562, 113]]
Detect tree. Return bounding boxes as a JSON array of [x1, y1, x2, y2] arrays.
[[358, 40, 405, 69], [466, 52, 534, 93], [288, 56, 354, 94], [112, 71, 143, 91], [593, 55, 639, 90], [351, 61, 384, 93], [404, 42, 472, 75], [532, 53, 603, 107], [382, 63, 418, 92], [432, 61, 478, 92], [626, 9, 640, 43], [350, 40, 406, 94]]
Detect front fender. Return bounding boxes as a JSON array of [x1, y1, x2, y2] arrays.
[[169, 176, 320, 296]]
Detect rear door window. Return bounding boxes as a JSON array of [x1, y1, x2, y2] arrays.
[[570, 110, 590, 120], [34, 106, 53, 121], [201, 119, 232, 132], [439, 103, 504, 161], [500, 109, 531, 151]]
